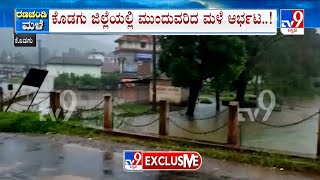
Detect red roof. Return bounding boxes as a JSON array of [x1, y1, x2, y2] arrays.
[[115, 35, 157, 43]]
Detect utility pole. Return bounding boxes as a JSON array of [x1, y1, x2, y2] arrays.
[[38, 39, 41, 69], [152, 35, 157, 111]]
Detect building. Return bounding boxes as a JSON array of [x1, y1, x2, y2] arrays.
[[88, 52, 106, 63], [113, 35, 160, 80], [0, 62, 39, 81], [45, 57, 102, 77], [101, 61, 119, 74], [104, 52, 116, 64]]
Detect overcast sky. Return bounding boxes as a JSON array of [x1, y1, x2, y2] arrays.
[[84, 35, 120, 45]]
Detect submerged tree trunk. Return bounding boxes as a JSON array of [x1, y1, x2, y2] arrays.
[[215, 89, 220, 111], [235, 71, 248, 107], [253, 75, 259, 96], [186, 79, 203, 117], [215, 78, 221, 111]]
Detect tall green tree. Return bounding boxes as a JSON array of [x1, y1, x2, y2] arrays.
[[234, 29, 320, 106], [233, 34, 287, 106], [259, 29, 320, 100], [158, 36, 247, 117]]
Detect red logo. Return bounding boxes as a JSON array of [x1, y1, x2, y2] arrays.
[[292, 10, 304, 28], [143, 151, 202, 171]]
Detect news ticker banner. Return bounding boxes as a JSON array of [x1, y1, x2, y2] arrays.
[[123, 150, 202, 172], [15, 9, 279, 35]]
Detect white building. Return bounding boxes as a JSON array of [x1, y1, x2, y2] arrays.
[[88, 52, 106, 63], [45, 57, 102, 77]]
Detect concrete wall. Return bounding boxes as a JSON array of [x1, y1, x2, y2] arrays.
[[46, 64, 101, 77], [119, 41, 160, 51], [149, 80, 189, 104]]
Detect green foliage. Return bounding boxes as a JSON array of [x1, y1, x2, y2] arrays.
[[158, 36, 247, 88], [0, 112, 97, 135], [198, 97, 213, 104], [54, 73, 121, 90], [258, 29, 320, 98], [78, 74, 100, 87], [101, 73, 121, 89], [115, 104, 153, 117], [54, 73, 78, 89]]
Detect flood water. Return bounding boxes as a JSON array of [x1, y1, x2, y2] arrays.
[[2, 76, 320, 157]]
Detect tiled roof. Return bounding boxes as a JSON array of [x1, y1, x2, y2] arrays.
[[115, 35, 158, 43]]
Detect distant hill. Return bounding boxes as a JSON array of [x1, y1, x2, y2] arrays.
[[0, 28, 119, 63]]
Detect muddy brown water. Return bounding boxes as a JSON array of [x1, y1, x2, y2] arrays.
[[3, 79, 320, 157]]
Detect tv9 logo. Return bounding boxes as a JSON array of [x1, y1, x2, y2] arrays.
[[280, 9, 304, 35], [123, 150, 143, 172], [239, 90, 276, 122], [39, 90, 77, 122]]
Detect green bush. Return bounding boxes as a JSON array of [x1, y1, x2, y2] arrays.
[[54, 73, 121, 90], [0, 112, 97, 135], [198, 97, 213, 104], [78, 74, 101, 87], [101, 73, 121, 89]]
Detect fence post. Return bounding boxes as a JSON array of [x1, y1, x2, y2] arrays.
[[317, 109, 320, 156], [228, 101, 239, 146], [50, 91, 63, 119], [159, 100, 169, 136], [103, 94, 113, 129], [49, 91, 57, 114], [55, 90, 64, 119], [0, 87, 3, 112]]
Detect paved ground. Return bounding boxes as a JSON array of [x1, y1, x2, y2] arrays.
[[0, 133, 319, 180]]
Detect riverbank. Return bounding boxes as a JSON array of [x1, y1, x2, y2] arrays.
[[0, 112, 320, 176]]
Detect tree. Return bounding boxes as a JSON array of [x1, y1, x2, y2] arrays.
[[158, 36, 247, 117], [54, 73, 74, 89], [234, 29, 320, 106], [233, 34, 287, 106], [101, 73, 121, 89], [259, 29, 320, 102], [78, 74, 100, 87]]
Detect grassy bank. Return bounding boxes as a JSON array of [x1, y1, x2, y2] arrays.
[[0, 112, 319, 174], [115, 104, 153, 117]]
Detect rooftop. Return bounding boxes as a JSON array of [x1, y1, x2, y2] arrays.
[[45, 57, 102, 66], [115, 35, 158, 43]]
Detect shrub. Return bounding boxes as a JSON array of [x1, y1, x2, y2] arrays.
[[101, 73, 121, 90]]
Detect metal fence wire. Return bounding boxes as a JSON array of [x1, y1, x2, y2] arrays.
[[15, 96, 49, 107], [112, 99, 153, 114], [177, 108, 228, 120], [112, 112, 159, 128], [76, 100, 104, 112], [253, 111, 319, 128], [168, 117, 228, 135]]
